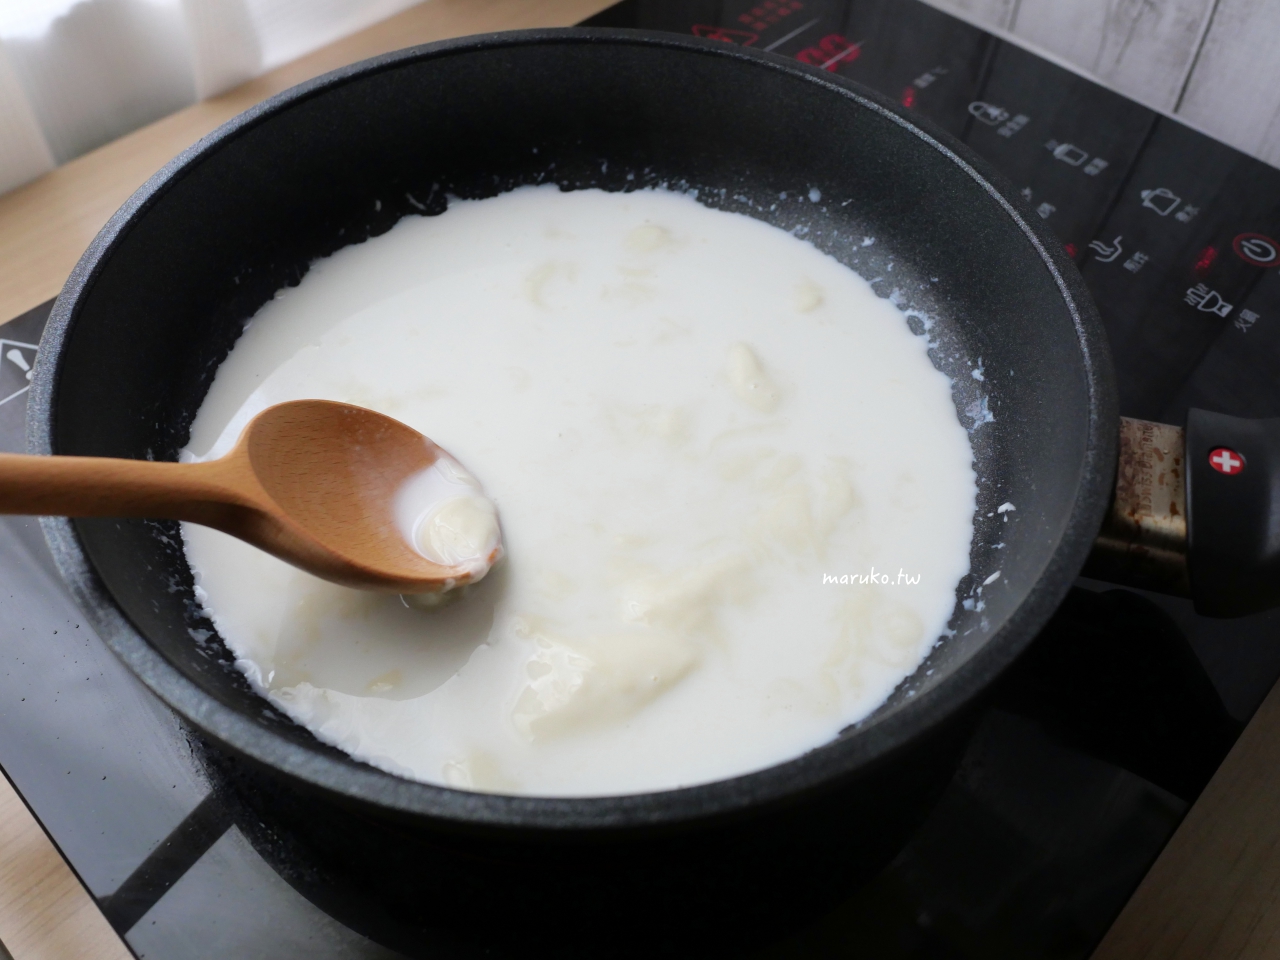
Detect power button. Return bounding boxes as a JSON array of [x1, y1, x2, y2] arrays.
[[1233, 233, 1280, 268]]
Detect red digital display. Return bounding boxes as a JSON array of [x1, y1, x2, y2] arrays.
[[796, 34, 862, 71], [901, 86, 917, 108], [1194, 245, 1218, 277], [736, 0, 805, 32], [691, 24, 759, 46]]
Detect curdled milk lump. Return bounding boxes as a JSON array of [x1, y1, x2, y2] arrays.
[[395, 453, 502, 584], [180, 185, 976, 797]]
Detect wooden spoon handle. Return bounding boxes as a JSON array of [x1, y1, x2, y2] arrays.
[[0, 453, 251, 521]]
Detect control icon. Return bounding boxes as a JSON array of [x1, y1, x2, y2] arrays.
[[1045, 141, 1089, 165], [1209, 448, 1244, 475], [1088, 236, 1123, 263], [1233, 233, 1280, 267], [1083, 157, 1109, 176], [969, 101, 1010, 125], [1140, 188, 1180, 216], [0, 339, 37, 407], [1185, 283, 1233, 317], [1036, 202, 1056, 219]]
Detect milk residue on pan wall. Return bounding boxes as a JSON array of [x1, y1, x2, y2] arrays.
[[180, 185, 977, 797]]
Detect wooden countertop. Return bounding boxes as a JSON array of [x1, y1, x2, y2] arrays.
[[0, 0, 1276, 957], [1093, 677, 1280, 960]]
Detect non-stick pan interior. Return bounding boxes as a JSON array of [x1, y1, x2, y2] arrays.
[[33, 31, 1113, 821]]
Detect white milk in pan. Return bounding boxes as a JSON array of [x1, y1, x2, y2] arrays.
[[181, 186, 976, 797]]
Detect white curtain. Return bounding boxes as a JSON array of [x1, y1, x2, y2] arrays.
[[0, 0, 422, 195]]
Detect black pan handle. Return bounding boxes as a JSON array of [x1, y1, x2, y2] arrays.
[[1082, 410, 1280, 617], [1185, 409, 1280, 617]]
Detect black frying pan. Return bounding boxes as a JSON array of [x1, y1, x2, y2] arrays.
[[30, 28, 1120, 955]]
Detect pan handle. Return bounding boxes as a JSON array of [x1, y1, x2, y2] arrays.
[[1185, 409, 1280, 617], [1081, 411, 1280, 618]]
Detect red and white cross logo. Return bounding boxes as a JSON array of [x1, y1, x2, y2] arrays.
[[1209, 447, 1245, 475]]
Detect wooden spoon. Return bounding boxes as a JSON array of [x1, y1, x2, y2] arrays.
[[0, 400, 500, 594]]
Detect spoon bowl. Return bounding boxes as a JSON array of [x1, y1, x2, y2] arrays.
[[0, 400, 497, 594]]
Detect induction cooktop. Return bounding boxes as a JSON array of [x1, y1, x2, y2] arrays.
[[1, 1, 1277, 957]]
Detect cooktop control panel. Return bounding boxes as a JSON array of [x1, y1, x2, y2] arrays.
[[588, 0, 1280, 425]]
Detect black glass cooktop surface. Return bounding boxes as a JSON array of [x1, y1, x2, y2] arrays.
[[2, 1, 1278, 957]]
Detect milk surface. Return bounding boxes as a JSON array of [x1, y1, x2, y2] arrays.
[[182, 186, 976, 797]]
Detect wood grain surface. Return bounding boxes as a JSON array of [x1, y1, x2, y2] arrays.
[[0, 773, 129, 960], [1174, 0, 1280, 166], [1011, 0, 1215, 112], [924, 0, 1280, 168], [0, 3, 611, 956], [933, 0, 1019, 29], [1092, 674, 1280, 959]]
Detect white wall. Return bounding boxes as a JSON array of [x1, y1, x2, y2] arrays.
[[0, 0, 423, 194]]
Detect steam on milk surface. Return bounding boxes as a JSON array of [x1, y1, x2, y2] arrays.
[[182, 186, 976, 797]]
